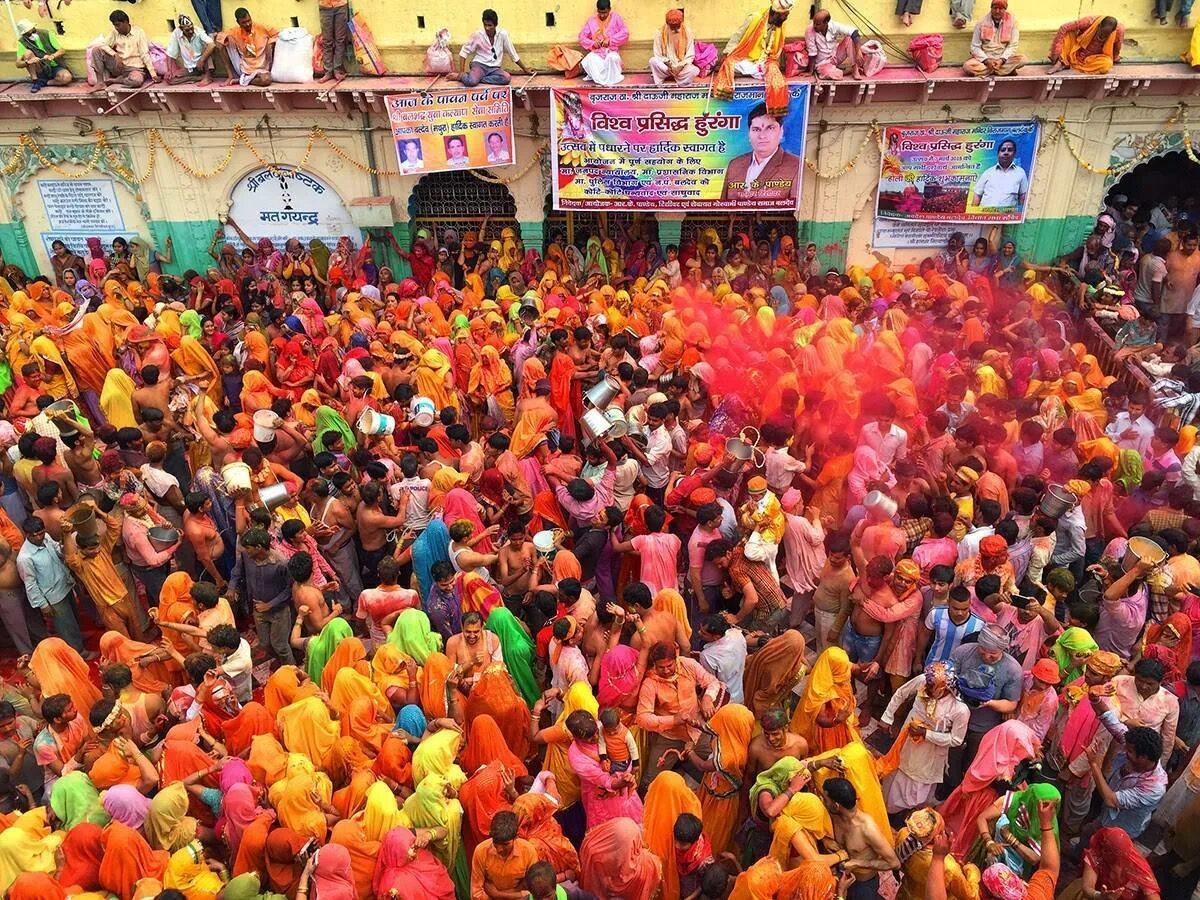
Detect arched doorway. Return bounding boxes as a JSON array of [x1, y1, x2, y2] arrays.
[[408, 170, 518, 245], [1104, 150, 1200, 226]]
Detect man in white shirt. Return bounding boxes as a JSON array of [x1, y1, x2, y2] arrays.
[[1105, 395, 1155, 456], [806, 10, 861, 79], [455, 8, 533, 86], [623, 401, 672, 505], [96, 9, 160, 88], [165, 15, 216, 84], [858, 401, 908, 467], [970, 138, 1029, 212], [698, 617, 748, 704], [209, 623, 253, 703]]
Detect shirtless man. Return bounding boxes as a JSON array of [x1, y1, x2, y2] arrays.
[[258, 406, 310, 470], [192, 394, 237, 469], [445, 610, 503, 689], [568, 326, 600, 387], [183, 492, 227, 589], [828, 555, 895, 675], [823, 776, 900, 897], [7, 364, 44, 425], [30, 435, 77, 506], [0, 536, 34, 656], [58, 413, 103, 490], [496, 521, 536, 602], [131, 365, 173, 421], [288, 552, 341, 635], [745, 707, 810, 796], [625, 582, 690, 670], [101, 663, 167, 749], [32, 483, 67, 541], [356, 482, 407, 588], [243, 446, 303, 496], [343, 376, 374, 431]]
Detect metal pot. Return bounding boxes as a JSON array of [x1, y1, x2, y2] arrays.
[[603, 407, 628, 439], [580, 407, 614, 444], [258, 482, 291, 511], [66, 503, 100, 541], [147, 526, 179, 551], [1122, 536, 1167, 573], [583, 376, 620, 410], [1039, 484, 1077, 518]]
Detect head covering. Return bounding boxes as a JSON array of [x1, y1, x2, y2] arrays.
[[981, 864, 1027, 900], [1031, 657, 1061, 685], [977, 623, 1009, 651], [1085, 650, 1123, 678], [1052, 627, 1100, 682]]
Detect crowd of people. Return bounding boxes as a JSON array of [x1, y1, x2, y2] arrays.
[[8, 1, 1166, 95], [0, 192, 1199, 900]]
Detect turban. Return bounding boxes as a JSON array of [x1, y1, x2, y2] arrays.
[[1065, 479, 1092, 497], [747, 476, 768, 494], [1085, 650, 1123, 678], [1032, 657, 1061, 685], [977, 623, 1009, 651], [979, 535, 1008, 558], [665, 8, 684, 25], [980, 865, 1026, 900], [693, 444, 715, 465], [689, 488, 717, 506], [923, 660, 957, 694], [780, 488, 805, 512], [895, 559, 920, 581], [1117, 305, 1139, 321], [955, 466, 981, 485], [770, 0, 793, 11]]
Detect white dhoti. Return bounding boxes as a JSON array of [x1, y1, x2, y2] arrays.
[[733, 58, 765, 78], [745, 531, 780, 582], [649, 56, 700, 84], [581, 50, 624, 85], [882, 768, 938, 813]]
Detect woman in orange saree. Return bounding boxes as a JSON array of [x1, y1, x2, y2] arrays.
[[157, 572, 198, 656], [697, 704, 756, 856], [222, 702, 274, 757], [329, 819, 381, 898], [171, 336, 224, 407], [461, 714, 527, 777], [458, 760, 513, 859], [320, 637, 369, 694], [464, 666, 532, 762], [790, 647, 861, 753], [643, 771, 703, 900], [1050, 15, 1122, 74], [28, 637, 100, 724], [99, 822, 169, 900], [263, 664, 320, 717], [513, 792, 580, 875]]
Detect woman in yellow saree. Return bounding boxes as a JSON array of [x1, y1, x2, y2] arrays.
[[697, 703, 755, 856], [100, 367, 138, 429], [1062, 371, 1108, 428], [790, 647, 861, 753], [415, 348, 459, 411], [171, 336, 224, 407]]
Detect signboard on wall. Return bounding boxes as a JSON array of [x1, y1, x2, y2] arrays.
[[386, 87, 515, 176], [39, 179, 125, 231], [226, 166, 360, 249], [876, 121, 1040, 224], [551, 85, 810, 212], [872, 219, 984, 249]]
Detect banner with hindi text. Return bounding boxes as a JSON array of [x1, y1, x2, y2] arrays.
[[876, 121, 1040, 224], [551, 85, 810, 211], [386, 87, 515, 175]]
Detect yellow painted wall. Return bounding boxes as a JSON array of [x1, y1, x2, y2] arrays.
[[0, 0, 1191, 75], [0, 94, 1185, 270]]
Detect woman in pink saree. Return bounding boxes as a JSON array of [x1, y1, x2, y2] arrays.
[[567, 712, 643, 828]]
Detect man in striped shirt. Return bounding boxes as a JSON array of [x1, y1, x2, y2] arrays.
[[917, 586, 984, 667]]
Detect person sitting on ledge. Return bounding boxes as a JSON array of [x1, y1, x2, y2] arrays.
[[805, 9, 863, 81], [454, 9, 534, 87], [650, 8, 699, 85], [578, 0, 629, 87], [963, 0, 1027, 77], [217, 6, 278, 87], [15, 18, 72, 92], [94, 10, 161, 90], [166, 15, 218, 85], [1048, 15, 1123, 74]]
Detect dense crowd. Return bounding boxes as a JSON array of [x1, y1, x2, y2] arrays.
[[0, 179, 1199, 900]]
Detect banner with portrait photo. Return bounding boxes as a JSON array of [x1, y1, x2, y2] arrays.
[[876, 121, 1040, 224], [551, 84, 810, 211], [386, 87, 515, 176]]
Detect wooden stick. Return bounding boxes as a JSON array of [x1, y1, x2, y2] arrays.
[[423, 72, 446, 92], [100, 78, 156, 116]]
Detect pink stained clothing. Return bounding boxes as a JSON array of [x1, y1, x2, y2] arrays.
[[857, 521, 907, 562], [940, 720, 1040, 858], [847, 445, 893, 507], [1015, 675, 1059, 742], [860, 588, 922, 677], [1069, 674, 1179, 771], [357, 586, 420, 646], [1056, 679, 1101, 771], [995, 606, 1050, 672], [630, 533, 683, 596], [597, 645, 641, 710], [121, 513, 176, 567], [579, 11, 629, 54], [912, 536, 960, 580], [569, 739, 644, 828], [781, 513, 826, 594], [274, 534, 337, 589], [550, 642, 590, 692], [442, 487, 493, 553], [1180, 593, 1200, 660]]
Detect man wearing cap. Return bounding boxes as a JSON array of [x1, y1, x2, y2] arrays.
[[740, 476, 785, 582], [947, 623, 1023, 782], [1012, 657, 1061, 740], [15, 19, 72, 91]]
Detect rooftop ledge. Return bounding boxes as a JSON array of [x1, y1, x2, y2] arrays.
[[0, 62, 1196, 120]]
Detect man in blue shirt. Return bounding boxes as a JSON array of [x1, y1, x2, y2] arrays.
[[15, 517, 83, 653]]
